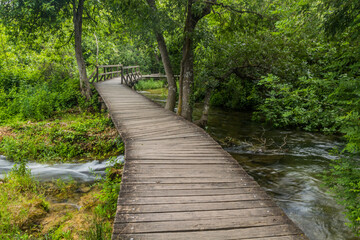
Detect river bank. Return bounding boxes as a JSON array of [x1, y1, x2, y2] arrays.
[[0, 110, 124, 239], [0, 109, 123, 163]]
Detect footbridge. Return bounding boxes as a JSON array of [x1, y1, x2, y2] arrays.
[[91, 64, 308, 240]]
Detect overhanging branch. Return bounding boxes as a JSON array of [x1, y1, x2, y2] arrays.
[[58, 30, 74, 48], [204, 0, 263, 19]]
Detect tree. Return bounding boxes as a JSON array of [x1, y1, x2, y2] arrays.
[[72, 0, 92, 100], [177, 0, 214, 121], [107, 0, 179, 111], [0, 0, 93, 100], [177, 0, 265, 121], [145, 0, 177, 111]]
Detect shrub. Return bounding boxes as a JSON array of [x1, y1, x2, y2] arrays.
[[135, 79, 165, 90]]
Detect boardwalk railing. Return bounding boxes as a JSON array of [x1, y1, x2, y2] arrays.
[[89, 64, 141, 87]]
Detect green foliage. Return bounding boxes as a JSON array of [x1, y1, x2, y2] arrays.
[[95, 157, 123, 219], [324, 99, 360, 236], [254, 74, 350, 132], [324, 0, 360, 39], [0, 111, 124, 163], [135, 79, 166, 90], [3, 80, 80, 122], [324, 154, 360, 235], [85, 216, 112, 240], [0, 23, 84, 123], [209, 75, 261, 110]]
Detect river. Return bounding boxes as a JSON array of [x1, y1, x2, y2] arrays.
[[0, 155, 124, 182]]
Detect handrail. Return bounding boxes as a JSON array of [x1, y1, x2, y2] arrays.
[[97, 64, 123, 68], [123, 65, 140, 69], [88, 69, 97, 83], [89, 64, 142, 87]]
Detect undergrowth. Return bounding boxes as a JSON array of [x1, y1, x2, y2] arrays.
[[135, 79, 165, 90], [0, 158, 123, 239], [0, 110, 123, 163]]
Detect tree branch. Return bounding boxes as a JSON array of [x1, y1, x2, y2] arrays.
[[84, 7, 97, 25], [58, 30, 75, 48], [204, 0, 263, 19]]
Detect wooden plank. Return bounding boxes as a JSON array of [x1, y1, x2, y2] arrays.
[[114, 225, 303, 240], [122, 168, 247, 178], [126, 152, 231, 159], [115, 115, 176, 124], [132, 134, 207, 141], [113, 216, 291, 234], [124, 158, 236, 163], [122, 124, 193, 133], [117, 192, 271, 205], [124, 163, 240, 169], [116, 200, 275, 213], [121, 178, 252, 184], [115, 207, 282, 222], [125, 129, 201, 139], [120, 187, 263, 197], [124, 160, 237, 165], [120, 182, 259, 190]]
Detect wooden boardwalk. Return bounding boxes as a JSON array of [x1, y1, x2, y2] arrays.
[[94, 78, 307, 240]]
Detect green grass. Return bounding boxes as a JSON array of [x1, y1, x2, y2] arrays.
[[0, 163, 47, 239], [135, 79, 166, 90], [0, 109, 123, 163]]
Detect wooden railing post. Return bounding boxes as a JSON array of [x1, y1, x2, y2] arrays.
[[96, 66, 99, 82], [121, 65, 124, 84]]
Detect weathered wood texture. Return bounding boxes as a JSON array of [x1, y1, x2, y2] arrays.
[[94, 77, 307, 240]]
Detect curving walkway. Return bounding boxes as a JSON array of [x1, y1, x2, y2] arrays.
[[94, 78, 308, 240]]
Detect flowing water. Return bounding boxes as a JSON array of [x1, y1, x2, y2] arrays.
[[0, 155, 124, 182], [140, 89, 357, 240]]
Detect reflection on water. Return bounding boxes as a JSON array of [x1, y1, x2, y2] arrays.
[[140, 89, 357, 240], [0, 155, 124, 182]]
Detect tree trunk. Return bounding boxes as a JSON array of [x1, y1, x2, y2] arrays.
[[177, 0, 195, 121], [146, 0, 177, 112], [177, 0, 213, 121], [156, 33, 177, 111], [178, 31, 194, 120], [72, 0, 91, 101]]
